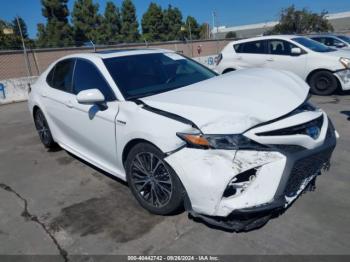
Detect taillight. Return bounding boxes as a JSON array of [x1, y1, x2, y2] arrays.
[[216, 53, 223, 65]]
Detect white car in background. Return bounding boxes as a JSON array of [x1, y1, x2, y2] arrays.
[[309, 34, 350, 50], [216, 35, 350, 95], [28, 49, 337, 231]]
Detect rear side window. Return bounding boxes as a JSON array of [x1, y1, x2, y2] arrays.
[[47, 59, 75, 92], [73, 59, 116, 101], [234, 40, 267, 54], [312, 37, 342, 47]]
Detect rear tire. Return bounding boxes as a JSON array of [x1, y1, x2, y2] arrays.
[[308, 71, 338, 96], [34, 109, 56, 148], [125, 142, 185, 215]]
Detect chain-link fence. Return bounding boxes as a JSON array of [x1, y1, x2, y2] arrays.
[[0, 39, 230, 104], [0, 39, 230, 80]]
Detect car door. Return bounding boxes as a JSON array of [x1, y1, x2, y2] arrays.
[[41, 58, 77, 146], [62, 58, 120, 173], [233, 40, 269, 68], [265, 39, 308, 79]]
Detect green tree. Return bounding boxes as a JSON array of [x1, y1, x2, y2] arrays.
[[36, 23, 48, 47], [38, 0, 73, 47], [182, 16, 201, 40], [101, 1, 121, 43], [12, 17, 29, 39], [225, 31, 237, 39], [141, 2, 164, 41], [269, 5, 333, 34], [162, 5, 183, 41], [199, 23, 209, 39], [120, 0, 140, 42], [0, 19, 19, 49], [72, 0, 102, 45]]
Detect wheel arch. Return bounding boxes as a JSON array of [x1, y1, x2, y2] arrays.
[[122, 138, 164, 167], [32, 105, 41, 119]]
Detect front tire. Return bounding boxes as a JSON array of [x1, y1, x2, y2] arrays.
[[125, 143, 185, 215], [308, 71, 338, 96], [34, 109, 56, 148]]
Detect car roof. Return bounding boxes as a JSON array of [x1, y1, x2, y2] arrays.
[[59, 48, 175, 61], [229, 35, 303, 44], [308, 34, 339, 38]]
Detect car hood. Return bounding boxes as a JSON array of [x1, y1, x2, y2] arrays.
[[320, 49, 350, 58], [141, 68, 309, 134]]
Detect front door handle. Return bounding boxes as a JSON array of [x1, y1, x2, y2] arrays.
[[266, 58, 274, 62], [65, 100, 73, 108]]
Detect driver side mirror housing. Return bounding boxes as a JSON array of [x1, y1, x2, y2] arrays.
[[335, 42, 346, 48], [76, 89, 105, 104], [291, 47, 302, 56]]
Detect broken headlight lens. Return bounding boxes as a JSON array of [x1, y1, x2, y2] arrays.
[[177, 133, 267, 150], [340, 57, 350, 68]]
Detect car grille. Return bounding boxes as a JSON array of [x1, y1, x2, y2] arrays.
[[284, 146, 334, 197]]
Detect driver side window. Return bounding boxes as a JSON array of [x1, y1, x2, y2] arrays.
[[73, 59, 116, 101]]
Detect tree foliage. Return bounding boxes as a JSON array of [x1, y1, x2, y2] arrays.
[[225, 31, 237, 39], [120, 0, 139, 42], [180, 16, 201, 40], [269, 5, 334, 34], [72, 0, 102, 44], [12, 17, 29, 39], [141, 2, 164, 42], [101, 1, 121, 43], [162, 5, 183, 41], [38, 0, 73, 47]]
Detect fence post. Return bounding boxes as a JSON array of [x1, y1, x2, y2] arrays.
[[16, 16, 32, 77]]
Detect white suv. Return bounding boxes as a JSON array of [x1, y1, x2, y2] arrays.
[[309, 34, 350, 50], [216, 35, 350, 95]]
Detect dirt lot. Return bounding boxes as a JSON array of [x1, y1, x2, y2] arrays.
[[0, 95, 350, 259]]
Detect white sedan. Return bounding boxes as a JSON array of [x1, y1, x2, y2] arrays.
[[216, 35, 350, 95], [28, 49, 337, 231]]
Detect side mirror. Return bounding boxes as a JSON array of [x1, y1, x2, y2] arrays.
[[291, 47, 302, 56], [76, 89, 105, 104], [335, 43, 346, 48]]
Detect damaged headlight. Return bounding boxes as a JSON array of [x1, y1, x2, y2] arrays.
[[176, 132, 267, 150], [340, 57, 350, 68]]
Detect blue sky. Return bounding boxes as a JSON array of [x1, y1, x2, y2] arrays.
[[1, 0, 350, 38]]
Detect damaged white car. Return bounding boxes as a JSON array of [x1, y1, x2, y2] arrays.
[[28, 49, 338, 231]]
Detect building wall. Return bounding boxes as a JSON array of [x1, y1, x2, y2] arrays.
[[214, 13, 350, 39]]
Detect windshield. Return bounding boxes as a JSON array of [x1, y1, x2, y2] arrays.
[[103, 53, 217, 99], [292, 37, 336, 52], [337, 35, 350, 44]]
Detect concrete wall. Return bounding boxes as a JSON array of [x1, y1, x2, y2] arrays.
[[0, 76, 38, 105]]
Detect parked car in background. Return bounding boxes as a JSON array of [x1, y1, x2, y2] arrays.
[[216, 35, 350, 95], [28, 49, 337, 231], [309, 34, 350, 50]]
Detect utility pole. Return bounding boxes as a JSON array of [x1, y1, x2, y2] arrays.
[[188, 19, 193, 57], [212, 11, 216, 40], [16, 16, 32, 76]]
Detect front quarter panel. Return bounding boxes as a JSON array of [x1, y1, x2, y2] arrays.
[[115, 101, 190, 175]]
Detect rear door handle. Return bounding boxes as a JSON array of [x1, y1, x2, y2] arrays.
[[65, 100, 73, 108], [236, 56, 242, 60], [266, 58, 274, 62]]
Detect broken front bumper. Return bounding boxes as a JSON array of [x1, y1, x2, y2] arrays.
[[165, 119, 337, 230], [334, 69, 350, 90]]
